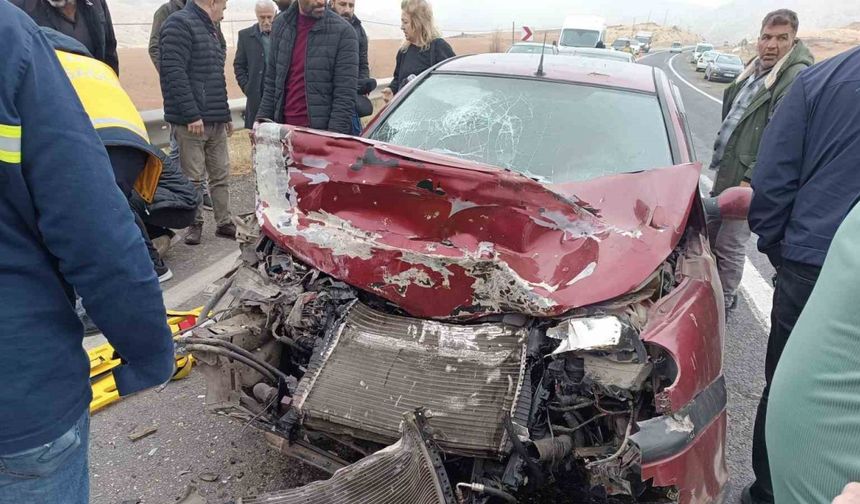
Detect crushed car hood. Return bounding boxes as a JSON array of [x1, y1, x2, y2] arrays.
[[254, 123, 702, 319]]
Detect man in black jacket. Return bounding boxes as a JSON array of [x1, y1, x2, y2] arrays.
[[160, 0, 236, 245], [11, 0, 119, 75], [330, 0, 368, 79], [235, 0, 277, 130], [255, 0, 358, 134]]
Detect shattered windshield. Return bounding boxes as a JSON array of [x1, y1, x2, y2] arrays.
[[369, 74, 673, 183]]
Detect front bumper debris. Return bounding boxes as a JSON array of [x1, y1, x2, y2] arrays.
[[238, 410, 455, 504]]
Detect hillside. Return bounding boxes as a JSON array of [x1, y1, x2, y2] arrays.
[[606, 22, 701, 46], [801, 23, 860, 60], [691, 0, 860, 44]]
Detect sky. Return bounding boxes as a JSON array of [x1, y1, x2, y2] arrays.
[[122, 0, 858, 45]]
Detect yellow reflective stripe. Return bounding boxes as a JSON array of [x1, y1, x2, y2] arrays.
[[0, 124, 22, 163], [0, 149, 21, 164], [0, 124, 22, 139], [90, 118, 148, 139]]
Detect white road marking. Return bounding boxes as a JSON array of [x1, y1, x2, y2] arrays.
[[668, 53, 724, 105], [83, 249, 241, 351], [665, 55, 774, 331], [162, 249, 240, 308]]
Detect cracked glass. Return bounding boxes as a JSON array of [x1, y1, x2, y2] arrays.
[[370, 74, 674, 184]]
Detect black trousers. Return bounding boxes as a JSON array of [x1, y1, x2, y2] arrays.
[[750, 259, 821, 501]]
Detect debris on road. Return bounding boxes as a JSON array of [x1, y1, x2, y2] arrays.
[[128, 425, 158, 442], [199, 472, 219, 483], [177, 485, 208, 504]]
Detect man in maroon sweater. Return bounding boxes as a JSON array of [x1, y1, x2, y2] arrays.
[[256, 0, 358, 133]]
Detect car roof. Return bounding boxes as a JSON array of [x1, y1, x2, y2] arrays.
[[434, 53, 656, 93], [562, 47, 634, 62], [511, 42, 550, 47]]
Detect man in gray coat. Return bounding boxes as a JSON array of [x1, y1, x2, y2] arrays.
[[235, 0, 277, 130]]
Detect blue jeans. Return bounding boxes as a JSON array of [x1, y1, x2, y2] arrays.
[[0, 410, 89, 504]]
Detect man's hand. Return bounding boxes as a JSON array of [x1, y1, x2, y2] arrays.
[[226, 122, 234, 138], [188, 119, 205, 136], [740, 180, 751, 188], [381, 88, 393, 104], [834, 483, 860, 503]]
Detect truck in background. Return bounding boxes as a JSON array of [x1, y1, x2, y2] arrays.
[[557, 15, 607, 52], [635, 31, 654, 53]]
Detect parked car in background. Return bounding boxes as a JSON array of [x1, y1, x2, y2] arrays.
[[507, 42, 559, 55], [561, 46, 635, 63], [670, 41, 683, 53], [197, 52, 729, 504], [558, 14, 606, 50], [705, 53, 744, 82], [696, 50, 718, 72], [691, 42, 715, 63]]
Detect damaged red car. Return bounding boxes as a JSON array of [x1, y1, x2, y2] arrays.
[[186, 54, 729, 503]]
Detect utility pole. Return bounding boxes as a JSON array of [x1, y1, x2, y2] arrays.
[[663, 9, 669, 27], [512, 21, 515, 46], [647, 10, 652, 24], [631, 17, 636, 36]]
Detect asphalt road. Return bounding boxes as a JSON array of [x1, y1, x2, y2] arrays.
[[86, 52, 776, 503]]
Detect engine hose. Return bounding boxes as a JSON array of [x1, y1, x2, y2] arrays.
[[503, 413, 544, 487], [184, 344, 277, 383], [456, 483, 517, 504], [182, 337, 291, 385], [197, 270, 238, 327]]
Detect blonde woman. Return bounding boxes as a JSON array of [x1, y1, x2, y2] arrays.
[[381, 0, 454, 103]]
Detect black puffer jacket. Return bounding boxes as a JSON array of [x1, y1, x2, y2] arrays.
[[159, 1, 230, 125], [256, 5, 358, 134], [351, 15, 369, 80]]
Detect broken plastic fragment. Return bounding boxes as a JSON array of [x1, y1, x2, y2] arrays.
[[548, 316, 625, 354]]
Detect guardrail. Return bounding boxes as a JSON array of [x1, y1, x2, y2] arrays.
[[142, 78, 392, 148]]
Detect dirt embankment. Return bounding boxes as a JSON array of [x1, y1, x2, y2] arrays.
[[800, 24, 860, 61]]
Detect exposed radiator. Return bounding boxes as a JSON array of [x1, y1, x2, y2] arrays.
[[293, 302, 528, 457]]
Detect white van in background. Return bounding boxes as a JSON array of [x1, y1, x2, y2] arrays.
[[691, 42, 715, 64], [557, 15, 606, 51]]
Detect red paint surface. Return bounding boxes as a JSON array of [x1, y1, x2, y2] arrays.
[[258, 127, 702, 319], [642, 412, 729, 504], [641, 232, 724, 412]]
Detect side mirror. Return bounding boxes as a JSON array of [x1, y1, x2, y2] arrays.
[[703, 186, 753, 223], [552, 40, 557, 46]]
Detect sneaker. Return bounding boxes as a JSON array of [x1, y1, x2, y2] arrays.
[[202, 192, 214, 211], [185, 223, 203, 245], [216, 222, 237, 240], [156, 265, 174, 283]]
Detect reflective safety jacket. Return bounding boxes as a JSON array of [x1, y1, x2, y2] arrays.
[[0, 6, 174, 455], [55, 48, 163, 202]]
